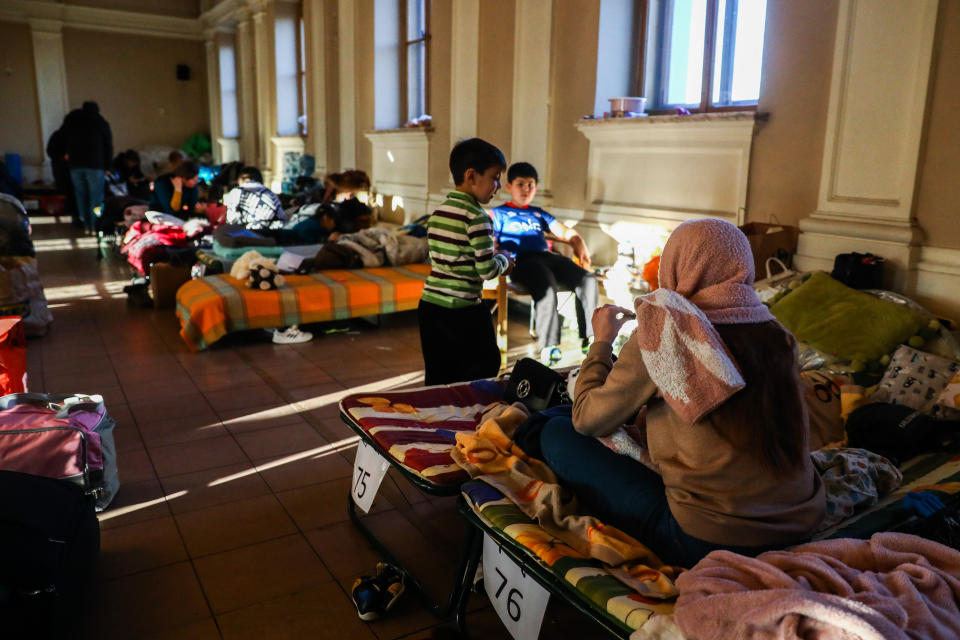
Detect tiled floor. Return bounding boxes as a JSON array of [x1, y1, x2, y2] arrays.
[[25, 212, 599, 639]]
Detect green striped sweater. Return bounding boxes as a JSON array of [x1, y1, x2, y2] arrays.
[[421, 191, 504, 308]]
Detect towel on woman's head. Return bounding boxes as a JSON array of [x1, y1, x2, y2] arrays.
[[635, 218, 774, 424]]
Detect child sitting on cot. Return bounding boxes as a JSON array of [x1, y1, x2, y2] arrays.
[[418, 138, 514, 386], [490, 163, 597, 363], [223, 166, 286, 230], [537, 218, 825, 567]]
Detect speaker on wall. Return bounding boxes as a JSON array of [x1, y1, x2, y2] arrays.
[[176, 64, 191, 81]]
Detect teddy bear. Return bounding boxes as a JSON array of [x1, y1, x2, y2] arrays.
[[229, 250, 286, 290]]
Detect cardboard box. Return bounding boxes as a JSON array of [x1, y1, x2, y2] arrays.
[[148, 262, 193, 309]]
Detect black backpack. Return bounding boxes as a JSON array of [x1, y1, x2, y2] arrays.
[[0, 470, 100, 637], [846, 402, 960, 465]]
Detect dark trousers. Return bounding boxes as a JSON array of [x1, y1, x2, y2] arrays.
[[70, 168, 105, 231], [511, 251, 597, 350], [539, 416, 772, 568], [51, 160, 77, 220], [418, 299, 500, 386]]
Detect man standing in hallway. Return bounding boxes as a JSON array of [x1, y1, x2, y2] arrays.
[[63, 101, 113, 232]]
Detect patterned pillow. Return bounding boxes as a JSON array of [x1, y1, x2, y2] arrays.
[[935, 372, 960, 418], [872, 345, 960, 414]]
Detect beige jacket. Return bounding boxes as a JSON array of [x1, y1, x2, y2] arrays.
[[572, 334, 825, 547]]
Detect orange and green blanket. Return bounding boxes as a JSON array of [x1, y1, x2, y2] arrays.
[[176, 264, 430, 350], [452, 404, 681, 602]]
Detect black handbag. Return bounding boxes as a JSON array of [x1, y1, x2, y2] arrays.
[[831, 252, 885, 289], [503, 358, 570, 412]]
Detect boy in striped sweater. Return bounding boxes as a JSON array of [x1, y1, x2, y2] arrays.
[[418, 138, 513, 385]]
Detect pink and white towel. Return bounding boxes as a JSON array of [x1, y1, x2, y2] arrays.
[[633, 218, 774, 424]]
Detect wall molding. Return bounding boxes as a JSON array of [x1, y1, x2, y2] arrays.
[[0, 0, 204, 40], [795, 0, 939, 295], [813, 0, 938, 223]]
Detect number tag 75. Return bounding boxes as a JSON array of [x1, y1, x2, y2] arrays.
[[351, 441, 390, 513], [482, 533, 550, 640]]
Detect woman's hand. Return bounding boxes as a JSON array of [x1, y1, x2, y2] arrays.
[[591, 304, 634, 344], [171, 176, 184, 191]]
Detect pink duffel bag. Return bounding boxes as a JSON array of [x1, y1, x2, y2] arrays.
[[0, 394, 118, 510]]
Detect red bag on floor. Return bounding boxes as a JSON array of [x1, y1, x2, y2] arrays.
[[120, 220, 188, 275], [0, 316, 26, 394]]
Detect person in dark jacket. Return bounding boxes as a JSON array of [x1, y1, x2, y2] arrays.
[[149, 161, 202, 216], [111, 150, 150, 201], [63, 101, 113, 232]]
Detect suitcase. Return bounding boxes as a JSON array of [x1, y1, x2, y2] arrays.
[[0, 470, 99, 638], [0, 393, 119, 511]]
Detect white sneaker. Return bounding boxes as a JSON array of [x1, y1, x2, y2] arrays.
[[273, 325, 313, 344]]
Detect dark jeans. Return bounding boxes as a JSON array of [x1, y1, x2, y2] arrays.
[[511, 251, 597, 350], [70, 168, 105, 231], [539, 416, 770, 567], [418, 299, 500, 386]]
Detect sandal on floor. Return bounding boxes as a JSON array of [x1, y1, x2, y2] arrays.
[[351, 562, 406, 621]]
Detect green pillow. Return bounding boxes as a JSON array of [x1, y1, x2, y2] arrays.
[[770, 271, 926, 363]]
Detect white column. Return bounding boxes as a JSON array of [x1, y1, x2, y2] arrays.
[[235, 9, 258, 165], [449, 0, 479, 144], [250, 0, 276, 173], [337, 0, 356, 169], [204, 29, 224, 164], [29, 19, 70, 183], [795, 0, 939, 292], [510, 0, 553, 193], [303, 0, 328, 174]]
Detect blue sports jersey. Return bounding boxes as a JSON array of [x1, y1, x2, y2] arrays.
[[489, 203, 557, 254]]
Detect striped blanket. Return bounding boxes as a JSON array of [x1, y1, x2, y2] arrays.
[[339, 379, 505, 485], [463, 481, 676, 634], [176, 263, 431, 350]]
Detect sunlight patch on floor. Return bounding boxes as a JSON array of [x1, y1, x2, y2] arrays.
[[33, 237, 100, 251], [207, 436, 360, 487], [44, 280, 129, 302], [97, 490, 188, 522]]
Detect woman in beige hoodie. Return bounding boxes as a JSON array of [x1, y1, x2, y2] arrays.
[[539, 218, 825, 567]]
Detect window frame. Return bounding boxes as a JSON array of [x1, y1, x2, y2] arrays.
[[398, 0, 431, 126], [635, 0, 762, 115]]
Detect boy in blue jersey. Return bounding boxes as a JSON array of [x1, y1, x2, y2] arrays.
[[490, 162, 597, 363], [418, 138, 514, 385]]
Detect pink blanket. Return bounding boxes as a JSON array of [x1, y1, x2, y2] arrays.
[[674, 533, 960, 640]]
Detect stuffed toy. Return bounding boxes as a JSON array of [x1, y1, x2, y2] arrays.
[[229, 250, 286, 290]]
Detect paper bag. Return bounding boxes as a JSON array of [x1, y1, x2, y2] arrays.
[[0, 257, 53, 337], [739, 222, 798, 272]]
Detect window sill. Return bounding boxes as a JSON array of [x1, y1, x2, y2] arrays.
[[365, 127, 435, 137], [575, 110, 765, 129]]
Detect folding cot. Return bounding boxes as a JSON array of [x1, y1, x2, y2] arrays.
[[175, 263, 431, 350], [340, 381, 960, 638], [339, 379, 507, 629]]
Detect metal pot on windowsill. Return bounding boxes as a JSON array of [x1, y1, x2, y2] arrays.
[[607, 97, 647, 118]]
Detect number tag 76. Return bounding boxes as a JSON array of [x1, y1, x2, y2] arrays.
[[482, 533, 550, 640]]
